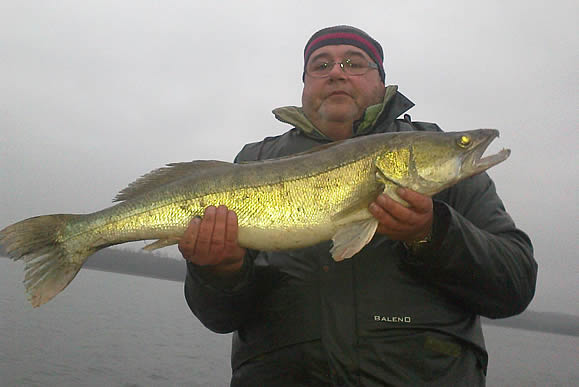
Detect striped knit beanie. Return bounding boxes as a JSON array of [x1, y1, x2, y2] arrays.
[[303, 25, 385, 83]]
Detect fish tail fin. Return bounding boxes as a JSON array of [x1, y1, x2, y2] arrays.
[[0, 214, 92, 307]]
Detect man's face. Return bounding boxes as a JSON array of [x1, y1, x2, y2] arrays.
[[302, 45, 385, 132]]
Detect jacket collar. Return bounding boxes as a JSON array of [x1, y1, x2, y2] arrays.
[[272, 85, 414, 140]]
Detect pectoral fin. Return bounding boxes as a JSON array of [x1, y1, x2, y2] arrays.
[[375, 172, 410, 207], [330, 218, 379, 261]]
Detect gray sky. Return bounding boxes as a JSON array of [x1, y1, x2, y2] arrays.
[[1, 1, 577, 315]]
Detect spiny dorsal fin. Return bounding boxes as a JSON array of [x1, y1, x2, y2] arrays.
[[113, 160, 231, 202]]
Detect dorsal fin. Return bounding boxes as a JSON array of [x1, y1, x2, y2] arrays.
[[113, 160, 231, 202]]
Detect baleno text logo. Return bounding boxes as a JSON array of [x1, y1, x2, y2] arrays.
[[373, 315, 412, 323]]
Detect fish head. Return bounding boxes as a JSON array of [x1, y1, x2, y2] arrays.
[[374, 129, 511, 196]]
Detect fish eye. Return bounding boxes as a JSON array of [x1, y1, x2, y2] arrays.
[[457, 135, 472, 148]]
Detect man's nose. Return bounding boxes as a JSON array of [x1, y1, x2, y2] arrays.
[[327, 62, 346, 79]]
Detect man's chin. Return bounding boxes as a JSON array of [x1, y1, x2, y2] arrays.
[[319, 109, 359, 124], [319, 101, 360, 117]]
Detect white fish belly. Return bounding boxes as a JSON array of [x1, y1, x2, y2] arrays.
[[238, 222, 336, 251]]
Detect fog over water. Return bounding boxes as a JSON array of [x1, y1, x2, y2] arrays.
[[0, 1, 577, 316]]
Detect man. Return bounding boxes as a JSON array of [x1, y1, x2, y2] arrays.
[[179, 26, 537, 386]]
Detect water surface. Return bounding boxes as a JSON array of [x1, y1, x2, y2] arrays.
[[1, 259, 576, 386]]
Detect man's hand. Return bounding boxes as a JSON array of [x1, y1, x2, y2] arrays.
[[178, 205, 246, 277], [369, 188, 433, 243]]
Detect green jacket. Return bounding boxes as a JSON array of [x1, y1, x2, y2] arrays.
[[185, 86, 537, 385]]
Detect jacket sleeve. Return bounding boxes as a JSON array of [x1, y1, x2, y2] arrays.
[[184, 250, 259, 333], [404, 172, 538, 319]]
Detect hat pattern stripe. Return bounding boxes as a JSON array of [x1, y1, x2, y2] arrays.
[[304, 32, 383, 63]]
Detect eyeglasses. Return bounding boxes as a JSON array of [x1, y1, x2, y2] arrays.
[[306, 58, 379, 78]]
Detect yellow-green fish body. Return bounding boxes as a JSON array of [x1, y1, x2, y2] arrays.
[[0, 129, 510, 306]]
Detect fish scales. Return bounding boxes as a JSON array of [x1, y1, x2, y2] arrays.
[[81, 155, 378, 251], [53, 155, 375, 257], [80, 135, 384, 246]]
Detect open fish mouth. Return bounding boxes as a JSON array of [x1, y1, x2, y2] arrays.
[[467, 130, 511, 174]]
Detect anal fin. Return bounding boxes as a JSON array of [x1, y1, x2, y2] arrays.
[[142, 238, 180, 251]]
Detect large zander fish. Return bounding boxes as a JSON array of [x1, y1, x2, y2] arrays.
[[0, 129, 510, 307]]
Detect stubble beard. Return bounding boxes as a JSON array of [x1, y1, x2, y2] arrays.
[[317, 97, 361, 126]]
